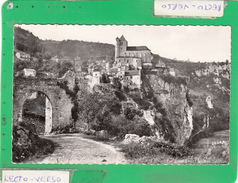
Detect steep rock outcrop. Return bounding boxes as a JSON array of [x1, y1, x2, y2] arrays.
[[142, 72, 193, 145], [194, 62, 231, 79]]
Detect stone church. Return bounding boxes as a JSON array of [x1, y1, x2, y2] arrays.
[[115, 35, 152, 66], [110, 35, 153, 89]]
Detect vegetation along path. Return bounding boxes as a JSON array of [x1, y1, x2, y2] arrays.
[[28, 134, 128, 164]]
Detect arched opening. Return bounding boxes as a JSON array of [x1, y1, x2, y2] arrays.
[[22, 91, 52, 135]]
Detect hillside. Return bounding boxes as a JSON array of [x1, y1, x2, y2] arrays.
[[14, 26, 41, 55], [40, 40, 115, 61], [14, 26, 115, 75]]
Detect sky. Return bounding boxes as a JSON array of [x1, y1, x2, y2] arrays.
[[17, 25, 231, 62]]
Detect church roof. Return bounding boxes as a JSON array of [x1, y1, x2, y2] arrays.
[[120, 35, 127, 41], [93, 69, 101, 72], [125, 70, 140, 76], [127, 46, 150, 51]]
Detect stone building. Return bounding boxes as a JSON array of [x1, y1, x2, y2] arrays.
[[15, 51, 31, 61], [110, 35, 151, 89], [23, 68, 36, 77], [88, 69, 101, 91], [115, 35, 152, 66]]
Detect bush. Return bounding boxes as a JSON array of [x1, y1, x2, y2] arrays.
[[124, 107, 137, 120], [121, 116, 152, 138], [121, 143, 154, 159], [152, 141, 191, 158], [77, 89, 121, 125], [120, 140, 191, 160], [91, 114, 153, 140], [114, 91, 127, 101], [12, 123, 55, 162], [160, 74, 188, 86], [129, 94, 151, 110], [52, 123, 78, 134]]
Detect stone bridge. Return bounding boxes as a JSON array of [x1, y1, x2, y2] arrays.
[[13, 76, 73, 134]]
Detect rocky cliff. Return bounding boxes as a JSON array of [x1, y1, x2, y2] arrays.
[[153, 57, 230, 145], [139, 71, 193, 145]]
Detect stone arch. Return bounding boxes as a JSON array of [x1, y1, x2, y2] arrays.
[[13, 77, 73, 135], [17, 90, 54, 135]]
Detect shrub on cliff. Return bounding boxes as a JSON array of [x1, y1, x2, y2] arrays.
[[128, 93, 151, 110], [160, 74, 188, 86]]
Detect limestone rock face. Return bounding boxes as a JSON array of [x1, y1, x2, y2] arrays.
[[142, 73, 193, 145], [194, 62, 231, 79], [143, 110, 155, 125], [206, 96, 213, 109]]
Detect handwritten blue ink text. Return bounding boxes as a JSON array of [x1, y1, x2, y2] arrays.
[[4, 175, 62, 183], [161, 3, 222, 12]]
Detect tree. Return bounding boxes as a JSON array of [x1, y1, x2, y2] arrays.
[[76, 88, 120, 125]]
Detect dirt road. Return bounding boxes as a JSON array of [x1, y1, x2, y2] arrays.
[[28, 134, 128, 164]]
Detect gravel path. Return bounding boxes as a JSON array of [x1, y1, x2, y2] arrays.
[[29, 134, 128, 164]]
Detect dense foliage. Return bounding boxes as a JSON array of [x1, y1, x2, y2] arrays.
[[12, 122, 55, 162], [75, 85, 152, 139], [121, 140, 191, 160]]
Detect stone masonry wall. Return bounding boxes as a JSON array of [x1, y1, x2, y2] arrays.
[[13, 77, 73, 133]]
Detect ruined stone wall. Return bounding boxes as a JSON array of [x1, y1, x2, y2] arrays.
[[55, 89, 73, 129], [13, 77, 73, 133]]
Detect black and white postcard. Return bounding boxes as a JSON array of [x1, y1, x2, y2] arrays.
[[12, 25, 230, 164]]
